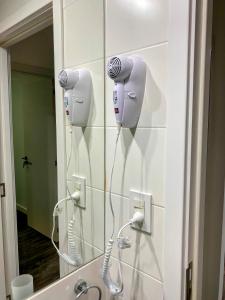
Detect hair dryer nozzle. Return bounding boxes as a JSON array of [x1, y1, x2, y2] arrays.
[[58, 69, 79, 89], [107, 56, 133, 82]]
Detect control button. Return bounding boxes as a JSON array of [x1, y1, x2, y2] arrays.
[[128, 92, 136, 99], [75, 98, 84, 103]]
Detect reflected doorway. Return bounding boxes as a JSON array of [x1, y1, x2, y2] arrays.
[[10, 25, 59, 291]]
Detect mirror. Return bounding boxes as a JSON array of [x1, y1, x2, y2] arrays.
[[62, 0, 105, 275], [9, 0, 104, 294]]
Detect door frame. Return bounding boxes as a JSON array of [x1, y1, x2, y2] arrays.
[[164, 0, 198, 298], [218, 186, 225, 299], [0, 103, 7, 300], [191, 1, 225, 299], [0, 0, 67, 295], [186, 0, 225, 299]]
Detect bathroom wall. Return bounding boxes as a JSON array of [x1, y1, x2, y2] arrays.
[[63, 0, 105, 269], [104, 0, 167, 298], [63, 0, 168, 298]]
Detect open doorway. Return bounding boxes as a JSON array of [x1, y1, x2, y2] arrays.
[[9, 25, 59, 291], [199, 0, 225, 299]]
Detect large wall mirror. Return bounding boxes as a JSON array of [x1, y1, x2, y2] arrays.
[[8, 0, 104, 294]]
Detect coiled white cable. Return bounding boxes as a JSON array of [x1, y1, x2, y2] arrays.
[[102, 239, 123, 295], [68, 214, 82, 266], [102, 208, 144, 295], [51, 197, 76, 266], [51, 126, 82, 266], [102, 126, 124, 295], [109, 125, 121, 238]]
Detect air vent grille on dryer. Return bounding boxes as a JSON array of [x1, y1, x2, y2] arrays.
[[107, 57, 121, 79], [58, 70, 68, 88]]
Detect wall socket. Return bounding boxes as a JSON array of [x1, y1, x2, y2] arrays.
[[71, 175, 86, 209], [129, 190, 152, 234]]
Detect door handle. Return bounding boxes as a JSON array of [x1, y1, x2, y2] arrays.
[[23, 161, 32, 168], [0, 183, 6, 197], [21, 156, 32, 168]]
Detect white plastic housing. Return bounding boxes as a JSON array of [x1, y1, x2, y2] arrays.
[[58, 68, 92, 126], [108, 55, 146, 128], [129, 190, 152, 234]]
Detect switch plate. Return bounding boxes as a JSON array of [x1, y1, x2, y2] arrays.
[[129, 190, 152, 234], [71, 175, 86, 209]]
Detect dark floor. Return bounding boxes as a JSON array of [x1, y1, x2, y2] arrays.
[[17, 211, 60, 291]]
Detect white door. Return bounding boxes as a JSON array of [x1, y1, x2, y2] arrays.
[[11, 71, 57, 238], [0, 183, 6, 300], [0, 57, 6, 298]]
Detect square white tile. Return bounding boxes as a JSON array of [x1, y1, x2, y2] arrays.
[[106, 127, 166, 206], [63, 0, 75, 9], [105, 192, 164, 281], [66, 126, 104, 191], [68, 237, 103, 274], [105, 257, 164, 299], [85, 59, 104, 127], [66, 184, 104, 251], [106, 44, 168, 128], [106, 0, 169, 56], [64, 0, 104, 67]]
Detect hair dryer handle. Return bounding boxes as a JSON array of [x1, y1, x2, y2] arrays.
[[113, 83, 124, 125]]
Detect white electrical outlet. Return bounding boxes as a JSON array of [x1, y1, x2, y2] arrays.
[[71, 175, 86, 209], [129, 190, 152, 234]]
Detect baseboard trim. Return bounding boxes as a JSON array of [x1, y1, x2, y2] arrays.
[[16, 203, 27, 214]]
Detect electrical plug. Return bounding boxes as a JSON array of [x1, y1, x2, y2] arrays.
[[130, 211, 144, 225], [71, 190, 80, 202]]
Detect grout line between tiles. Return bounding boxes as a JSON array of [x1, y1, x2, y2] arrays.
[[106, 41, 169, 58], [66, 180, 105, 194], [105, 126, 167, 129], [65, 125, 104, 128], [105, 190, 165, 209], [64, 56, 105, 69], [62, 43, 168, 70], [110, 256, 164, 284], [64, 125, 166, 129], [66, 181, 165, 209], [72, 234, 104, 253]]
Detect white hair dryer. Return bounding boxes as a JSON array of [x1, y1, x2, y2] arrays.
[[107, 55, 146, 128], [58, 68, 92, 126]]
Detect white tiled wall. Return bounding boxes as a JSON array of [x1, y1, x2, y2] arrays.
[[64, 0, 104, 66], [105, 0, 168, 56], [63, 0, 105, 269], [62, 0, 168, 299], [104, 0, 168, 299]]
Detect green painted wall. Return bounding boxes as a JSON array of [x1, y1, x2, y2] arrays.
[[11, 71, 57, 222]]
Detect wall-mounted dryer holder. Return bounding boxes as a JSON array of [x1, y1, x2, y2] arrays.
[[58, 68, 92, 127]]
